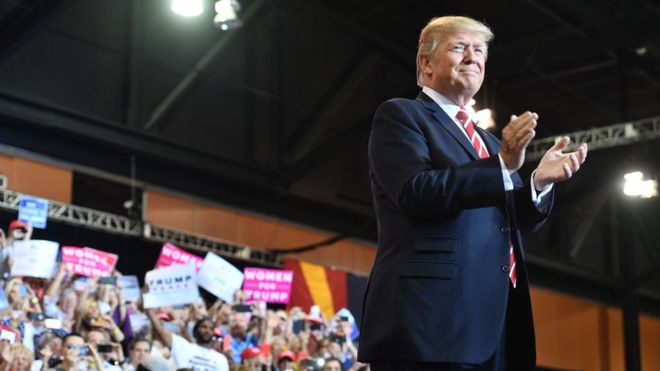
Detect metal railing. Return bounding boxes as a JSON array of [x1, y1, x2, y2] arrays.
[[0, 188, 279, 266], [526, 115, 660, 161]]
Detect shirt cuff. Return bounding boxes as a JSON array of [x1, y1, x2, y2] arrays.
[[498, 154, 514, 191], [531, 170, 553, 206]]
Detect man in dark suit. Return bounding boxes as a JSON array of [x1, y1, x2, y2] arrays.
[[358, 16, 588, 371]]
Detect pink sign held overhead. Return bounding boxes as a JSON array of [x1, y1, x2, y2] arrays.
[[155, 243, 203, 272], [61, 246, 119, 278], [242, 267, 294, 304]]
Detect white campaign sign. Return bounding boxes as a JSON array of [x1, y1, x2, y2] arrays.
[[118, 275, 141, 302], [11, 240, 59, 278], [197, 252, 244, 302], [143, 264, 200, 308]]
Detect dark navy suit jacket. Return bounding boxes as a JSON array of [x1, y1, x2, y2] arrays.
[[357, 92, 553, 370]]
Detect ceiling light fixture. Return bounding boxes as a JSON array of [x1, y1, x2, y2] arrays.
[[214, 0, 242, 31], [171, 0, 204, 17], [623, 171, 658, 198]]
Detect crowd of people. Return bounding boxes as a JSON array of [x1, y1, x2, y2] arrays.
[[0, 220, 369, 371]]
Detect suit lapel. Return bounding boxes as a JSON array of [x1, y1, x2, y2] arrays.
[[417, 92, 479, 161]]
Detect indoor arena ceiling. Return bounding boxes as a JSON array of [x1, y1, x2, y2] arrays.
[[0, 0, 659, 243]]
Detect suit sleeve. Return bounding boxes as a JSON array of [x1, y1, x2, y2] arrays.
[[511, 179, 554, 234], [368, 99, 507, 219]]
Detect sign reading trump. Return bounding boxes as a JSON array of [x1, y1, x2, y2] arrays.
[[242, 267, 293, 304], [143, 264, 200, 308]]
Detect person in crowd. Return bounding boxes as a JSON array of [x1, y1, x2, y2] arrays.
[[0, 221, 32, 277], [87, 329, 124, 371], [43, 265, 78, 331], [31, 331, 63, 371], [274, 350, 295, 371], [322, 358, 342, 371], [76, 298, 124, 344], [146, 309, 229, 371], [0, 342, 33, 371], [45, 333, 105, 371], [123, 338, 151, 371], [227, 312, 258, 365], [238, 347, 262, 371]]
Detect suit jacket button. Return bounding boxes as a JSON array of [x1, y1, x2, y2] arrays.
[[501, 265, 510, 272]]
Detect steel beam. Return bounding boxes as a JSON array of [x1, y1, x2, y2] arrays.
[[526, 115, 660, 161], [0, 0, 70, 63]]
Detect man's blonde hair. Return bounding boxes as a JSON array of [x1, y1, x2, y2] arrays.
[[416, 16, 494, 86]]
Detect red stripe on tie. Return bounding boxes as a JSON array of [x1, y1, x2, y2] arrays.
[[455, 108, 489, 159]]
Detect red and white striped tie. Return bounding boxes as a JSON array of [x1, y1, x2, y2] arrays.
[[455, 108, 488, 159], [456, 107, 517, 288]]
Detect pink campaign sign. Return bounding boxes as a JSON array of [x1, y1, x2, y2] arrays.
[[62, 246, 118, 278], [154, 243, 203, 272], [242, 267, 294, 304]]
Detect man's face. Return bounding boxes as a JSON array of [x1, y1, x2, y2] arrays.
[[422, 30, 486, 102], [10, 228, 26, 241], [62, 335, 84, 357], [229, 312, 249, 338], [323, 360, 342, 371], [193, 320, 214, 344]]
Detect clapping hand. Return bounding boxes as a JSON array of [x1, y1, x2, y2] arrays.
[[533, 136, 588, 190], [500, 112, 538, 171]]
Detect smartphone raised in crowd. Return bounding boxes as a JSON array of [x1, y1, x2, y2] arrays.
[[292, 319, 305, 334], [27, 312, 45, 321], [234, 304, 253, 313], [78, 345, 90, 356], [98, 276, 117, 285], [97, 344, 113, 353]]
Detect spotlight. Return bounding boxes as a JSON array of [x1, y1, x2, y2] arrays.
[[214, 0, 242, 31], [475, 108, 495, 129], [466, 102, 495, 129], [623, 171, 658, 198], [171, 0, 204, 17]]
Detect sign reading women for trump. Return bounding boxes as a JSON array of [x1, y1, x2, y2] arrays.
[[242, 268, 294, 304], [143, 264, 200, 308], [154, 243, 203, 272], [61, 246, 118, 277]]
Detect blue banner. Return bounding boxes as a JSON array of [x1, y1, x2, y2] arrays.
[[18, 196, 49, 229]]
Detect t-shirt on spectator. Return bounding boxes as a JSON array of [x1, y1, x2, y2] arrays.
[[229, 332, 258, 365], [171, 333, 229, 371]]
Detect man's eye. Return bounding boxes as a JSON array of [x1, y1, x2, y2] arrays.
[[452, 45, 465, 52]]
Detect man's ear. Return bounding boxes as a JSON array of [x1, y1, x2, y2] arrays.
[[419, 55, 432, 74]]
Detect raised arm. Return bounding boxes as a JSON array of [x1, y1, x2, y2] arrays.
[[146, 309, 173, 348]]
